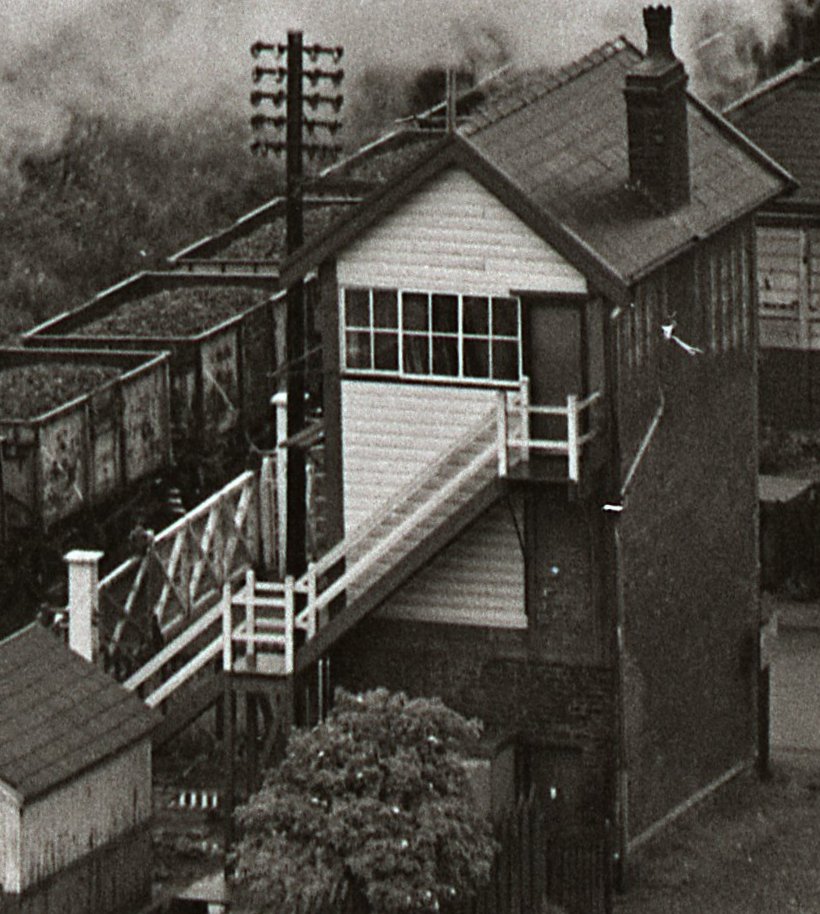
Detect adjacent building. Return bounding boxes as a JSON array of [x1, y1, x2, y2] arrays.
[[726, 56, 820, 427], [0, 624, 157, 914]]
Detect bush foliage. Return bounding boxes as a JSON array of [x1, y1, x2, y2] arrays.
[[232, 688, 495, 914]]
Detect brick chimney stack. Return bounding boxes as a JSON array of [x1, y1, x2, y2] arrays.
[[624, 5, 691, 211]]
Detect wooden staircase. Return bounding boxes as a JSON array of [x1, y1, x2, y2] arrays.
[[125, 401, 509, 717]]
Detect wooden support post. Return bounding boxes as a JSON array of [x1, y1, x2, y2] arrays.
[[223, 683, 237, 870], [65, 549, 104, 663], [245, 568, 257, 669], [284, 575, 295, 674], [246, 693, 259, 796], [259, 453, 275, 573], [221, 583, 233, 673], [519, 376, 530, 463], [273, 391, 288, 577], [306, 561, 317, 637], [567, 394, 580, 482], [496, 391, 508, 477]]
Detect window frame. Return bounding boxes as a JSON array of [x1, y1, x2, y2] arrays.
[[340, 286, 523, 387]]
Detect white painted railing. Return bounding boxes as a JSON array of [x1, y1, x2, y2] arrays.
[[90, 378, 603, 706], [96, 455, 278, 661]]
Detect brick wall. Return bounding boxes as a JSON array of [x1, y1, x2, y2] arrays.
[[331, 617, 614, 816], [616, 227, 759, 837]]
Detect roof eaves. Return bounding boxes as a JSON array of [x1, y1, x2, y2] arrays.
[[688, 92, 798, 195], [452, 135, 630, 304], [279, 135, 457, 286], [723, 58, 811, 116], [626, 184, 782, 286]]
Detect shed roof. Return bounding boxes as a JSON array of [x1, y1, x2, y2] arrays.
[[0, 624, 158, 803], [280, 38, 791, 294], [725, 57, 820, 211]]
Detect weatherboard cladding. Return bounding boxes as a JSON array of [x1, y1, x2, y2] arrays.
[[726, 58, 820, 208], [0, 625, 158, 802], [336, 168, 587, 294]]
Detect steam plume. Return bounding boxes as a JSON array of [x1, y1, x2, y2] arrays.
[[0, 0, 809, 181]]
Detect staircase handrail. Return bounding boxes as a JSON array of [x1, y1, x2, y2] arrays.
[[305, 399, 508, 582], [295, 435, 498, 623], [98, 469, 257, 589]]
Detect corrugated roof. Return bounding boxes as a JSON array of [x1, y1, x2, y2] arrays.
[[463, 38, 789, 282], [0, 625, 158, 802], [725, 57, 820, 208]]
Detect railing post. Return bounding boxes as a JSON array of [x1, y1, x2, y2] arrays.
[[65, 549, 104, 664], [567, 394, 580, 482], [307, 561, 317, 638], [284, 575, 295, 674], [496, 390, 508, 477], [519, 376, 531, 464], [273, 391, 288, 577], [245, 568, 256, 668], [222, 583, 233, 673]]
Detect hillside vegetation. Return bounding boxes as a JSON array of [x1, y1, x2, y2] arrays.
[[0, 113, 279, 341]]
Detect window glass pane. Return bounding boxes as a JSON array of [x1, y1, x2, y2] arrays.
[[402, 334, 429, 374], [345, 331, 371, 369], [374, 289, 398, 329], [432, 294, 458, 333], [492, 340, 518, 380], [463, 337, 490, 378], [374, 332, 398, 370], [345, 288, 370, 327], [492, 297, 518, 336], [402, 293, 429, 331], [463, 296, 489, 335], [432, 337, 458, 376]]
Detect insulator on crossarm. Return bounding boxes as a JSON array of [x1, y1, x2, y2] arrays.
[[251, 41, 276, 58]]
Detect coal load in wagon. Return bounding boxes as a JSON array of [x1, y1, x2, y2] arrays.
[[0, 348, 171, 530], [23, 272, 282, 458]]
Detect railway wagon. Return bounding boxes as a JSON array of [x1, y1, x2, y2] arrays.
[[0, 347, 171, 531], [23, 272, 284, 458]]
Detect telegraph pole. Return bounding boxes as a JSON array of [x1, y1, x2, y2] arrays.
[[250, 32, 343, 579]]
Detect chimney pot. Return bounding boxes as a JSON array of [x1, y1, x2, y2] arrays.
[[643, 6, 674, 60]]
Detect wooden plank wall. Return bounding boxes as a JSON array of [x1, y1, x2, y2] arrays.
[[757, 224, 820, 350], [340, 380, 496, 534], [337, 167, 588, 296], [16, 741, 152, 893], [377, 500, 527, 628]]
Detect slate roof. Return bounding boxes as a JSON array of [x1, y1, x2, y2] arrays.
[[725, 57, 820, 209], [278, 37, 792, 294], [0, 624, 159, 803], [461, 38, 791, 282]]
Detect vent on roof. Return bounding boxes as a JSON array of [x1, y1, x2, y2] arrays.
[[624, 5, 690, 211]]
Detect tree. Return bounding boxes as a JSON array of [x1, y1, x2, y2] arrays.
[[231, 688, 496, 913]]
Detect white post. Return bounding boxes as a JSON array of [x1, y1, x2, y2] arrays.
[[273, 391, 288, 577], [307, 562, 318, 638], [567, 394, 580, 482], [284, 575, 295, 674], [519, 376, 531, 463], [245, 568, 256, 667], [496, 390, 508, 477], [65, 550, 104, 663], [221, 582, 233, 672]]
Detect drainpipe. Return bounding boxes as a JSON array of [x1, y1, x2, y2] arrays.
[[601, 304, 628, 892]]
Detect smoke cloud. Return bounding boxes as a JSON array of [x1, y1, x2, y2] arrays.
[[0, 0, 809, 180]]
